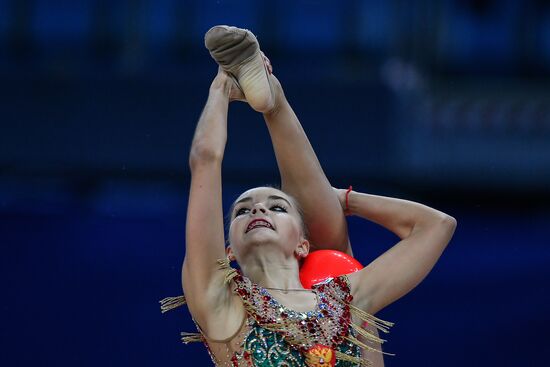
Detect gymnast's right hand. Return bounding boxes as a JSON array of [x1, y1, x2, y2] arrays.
[[210, 67, 245, 102]]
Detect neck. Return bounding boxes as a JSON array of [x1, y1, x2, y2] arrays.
[[239, 249, 304, 290]]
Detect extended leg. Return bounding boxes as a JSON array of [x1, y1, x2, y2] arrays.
[[204, 25, 350, 253], [264, 75, 351, 253]]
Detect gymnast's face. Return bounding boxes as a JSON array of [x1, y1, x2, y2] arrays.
[[227, 187, 308, 263]]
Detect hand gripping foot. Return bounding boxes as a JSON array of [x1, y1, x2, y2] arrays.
[[205, 25, 274, 113]]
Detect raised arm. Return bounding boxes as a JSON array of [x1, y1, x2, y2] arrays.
[[182, 70, 237, 331], [337, 189, 457, 315]]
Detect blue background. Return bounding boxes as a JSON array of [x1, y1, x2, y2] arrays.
[[1, 0, 549, 366]]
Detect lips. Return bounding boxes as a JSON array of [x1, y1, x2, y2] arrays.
[[245, 219, 274, 233]]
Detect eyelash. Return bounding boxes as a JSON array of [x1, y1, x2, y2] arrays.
[[235, 208, 249, 216], [271, 205, 287, 213], [234, 204, 287, 216]]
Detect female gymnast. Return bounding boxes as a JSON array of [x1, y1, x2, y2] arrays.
[[161, 26, 457, 367]]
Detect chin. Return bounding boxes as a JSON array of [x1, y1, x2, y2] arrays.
[[240, 234, 282, 252], [245, 228, 278, 240], [246, 235, 277, 248]]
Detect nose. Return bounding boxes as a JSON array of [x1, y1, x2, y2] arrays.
[[251, 204, 267, 215]]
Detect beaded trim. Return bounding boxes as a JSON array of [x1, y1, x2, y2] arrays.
[[160, 259, 395, 366]]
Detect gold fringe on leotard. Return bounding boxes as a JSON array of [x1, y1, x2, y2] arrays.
[[159, 259, 238, 345], [159, 295, 187, 313], [349, 322, 387, 344], [348, 302, 394, 334], [334, 350, 371, 366], [344, 334, 396, 357], [217, 258, 238, 285], [180, 331, 204, 344], [317, 275, 395, 361], [159, 258, 236, 313]]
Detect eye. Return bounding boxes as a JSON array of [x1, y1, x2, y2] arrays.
[[235, 207, 250, 216], [270, 205, 287, 213]]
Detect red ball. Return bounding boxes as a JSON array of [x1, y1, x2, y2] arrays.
[[299, 250, 363, 289]]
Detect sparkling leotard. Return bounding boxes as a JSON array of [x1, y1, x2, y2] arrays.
[[160, 260, 394, 367]]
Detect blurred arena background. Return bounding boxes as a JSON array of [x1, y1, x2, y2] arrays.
[[1, 0, 549, 366]]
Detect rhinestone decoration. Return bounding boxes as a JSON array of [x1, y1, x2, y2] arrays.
[[229, 272, 361, 366]]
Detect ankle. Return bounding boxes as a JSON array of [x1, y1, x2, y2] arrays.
[[264, 75, 285, 116]]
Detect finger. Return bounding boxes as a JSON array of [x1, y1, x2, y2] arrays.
[[260, 51, 273, 74]]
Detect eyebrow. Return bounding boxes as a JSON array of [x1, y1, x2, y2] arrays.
[[268, 195, 292, 207], [234, 195, 292, 207]]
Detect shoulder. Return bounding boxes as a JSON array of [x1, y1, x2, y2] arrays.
[[183, 263, 247, 341], [313, 275, 354, 302]]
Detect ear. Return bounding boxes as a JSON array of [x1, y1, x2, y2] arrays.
[[226, 246, 236, 262], [295, 239, 310, 258]]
